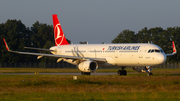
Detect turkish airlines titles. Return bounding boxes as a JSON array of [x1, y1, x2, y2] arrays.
[[108, 46, 140, 50]]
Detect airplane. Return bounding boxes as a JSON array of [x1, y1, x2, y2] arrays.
[[3, 14, 177, 76]]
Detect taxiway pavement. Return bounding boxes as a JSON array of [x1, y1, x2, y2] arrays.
[[1, 72, 119, 75]]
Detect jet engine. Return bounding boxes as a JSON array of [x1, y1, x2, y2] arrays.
[[78, 60, 98, 72]]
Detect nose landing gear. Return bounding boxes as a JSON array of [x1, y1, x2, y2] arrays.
[[145, 66, 153, 76], [147, 72, 153, 76], [117, 67, 127, 76]]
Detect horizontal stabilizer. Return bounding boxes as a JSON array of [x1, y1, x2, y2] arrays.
[[57, 58, 64, 63], [37, 56, 43, 59]]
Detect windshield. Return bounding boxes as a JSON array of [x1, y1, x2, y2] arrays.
[[148, 49, 162, 53]]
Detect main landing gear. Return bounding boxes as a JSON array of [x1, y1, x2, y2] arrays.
[[117, 67, 127, 76]]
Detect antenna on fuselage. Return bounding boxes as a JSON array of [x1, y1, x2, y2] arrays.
[[148, 41, 153, 44]]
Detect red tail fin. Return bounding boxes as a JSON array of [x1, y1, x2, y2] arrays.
[[52, 14, 69, 46]]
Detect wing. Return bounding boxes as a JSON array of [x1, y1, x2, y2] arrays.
[[3, 38, 107, 62], [166, 41, 177, 56], [24, 47, 55, 52]]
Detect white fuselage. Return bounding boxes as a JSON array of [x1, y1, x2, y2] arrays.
[[50, 43, 167, 67]]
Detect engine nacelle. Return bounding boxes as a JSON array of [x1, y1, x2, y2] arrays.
[[78, 61, 98, 72]]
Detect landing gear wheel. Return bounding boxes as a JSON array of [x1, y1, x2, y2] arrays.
[[81, 72, 91, 75], [118, 70, 127, 76], [147, 73, 153, 76], [118, 70, 122, 76], [122, 70, 127, 76]]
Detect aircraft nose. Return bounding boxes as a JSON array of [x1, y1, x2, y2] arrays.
[[157, 54, 167, 64]]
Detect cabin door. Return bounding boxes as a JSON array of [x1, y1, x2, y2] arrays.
[[139, 46, 145, 58]]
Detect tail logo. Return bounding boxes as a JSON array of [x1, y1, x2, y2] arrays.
[[54, 24, 64, 46]]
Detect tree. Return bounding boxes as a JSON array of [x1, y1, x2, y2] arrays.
[[112, 29, 137, 43], [136, 27, 150, 43], [29, 21, 55, 63], [165, 27, 180, 62], [0, 19, 31, 63]]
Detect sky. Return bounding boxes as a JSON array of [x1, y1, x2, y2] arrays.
[[1, 0, 180, 44]]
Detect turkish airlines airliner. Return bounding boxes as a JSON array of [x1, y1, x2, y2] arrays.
[[3, 14, 177, 76]]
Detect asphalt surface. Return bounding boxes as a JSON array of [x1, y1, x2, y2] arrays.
[[1, 72, 119, 75]]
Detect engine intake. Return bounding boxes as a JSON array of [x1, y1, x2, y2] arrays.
[[78, 60, 98, 72]]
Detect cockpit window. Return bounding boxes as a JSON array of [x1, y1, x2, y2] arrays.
[[148, 49, 162, 53], [148, 50, 151, 53], [155, 50, 160, 52]]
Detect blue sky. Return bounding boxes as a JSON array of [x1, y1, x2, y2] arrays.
[[1, 0, 180, 44]]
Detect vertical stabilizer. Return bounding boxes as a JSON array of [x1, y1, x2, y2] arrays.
[[52, 14, 69, 46]]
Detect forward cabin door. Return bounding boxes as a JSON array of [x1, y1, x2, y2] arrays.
[[139, 46, 145, 58], [115, 50, 118, 58]]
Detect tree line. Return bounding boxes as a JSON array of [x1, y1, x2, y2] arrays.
[[0, 19, 179, 63], [0, 19, 60, 63]]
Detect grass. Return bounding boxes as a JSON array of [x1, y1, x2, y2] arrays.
[[0, 68, 180, 100], [1, 92, 180, 101], [0, 75, 180, 100]]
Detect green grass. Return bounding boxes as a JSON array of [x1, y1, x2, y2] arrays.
[[0, 68, 180, 100], [1, 92, 180, 101], [0, 73, 180, 100]]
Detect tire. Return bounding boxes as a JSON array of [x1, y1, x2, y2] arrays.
[[122, 70, 127, 76], [86, 72, 91, 75], [147, 73, 153, 76], [118, 70, 122, 76]]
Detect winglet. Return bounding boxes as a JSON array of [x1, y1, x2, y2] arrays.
[[166, 41, 177, 56], [172, 41, 177, 54], [3, 38, 11, 51]]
